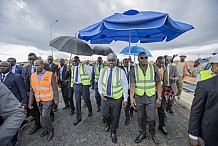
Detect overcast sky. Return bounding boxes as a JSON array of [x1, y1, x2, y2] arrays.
[[0, 0, 218, 62]]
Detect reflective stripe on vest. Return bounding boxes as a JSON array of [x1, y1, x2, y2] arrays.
[[94, 64, 105, 82], [134, 64, 155, 97], [101, 67, 123, 99], [199, 70, 213, 81], [31, 71, 54, 102], [70, 64, 90, 87]]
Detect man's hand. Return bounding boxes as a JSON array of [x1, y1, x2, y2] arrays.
[[155, 99, 161, 108], [122, 101, 127, 108], [91, 86, 94, 90], [22, 104, 27, 109], [130, 97, 136, 109], [54, 101, 59, 105], [100, 93, 107, 101], [28, 104, 33, 109], [188, 138, 201, 146]]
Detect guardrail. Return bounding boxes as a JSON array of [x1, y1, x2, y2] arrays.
[[183, 80, 196, 93]]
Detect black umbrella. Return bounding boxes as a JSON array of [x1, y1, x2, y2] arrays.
[[93, 45, 114, 56], [49, 36, 94, 56]]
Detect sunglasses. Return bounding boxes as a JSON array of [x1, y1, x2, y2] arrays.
[[73, 60, 79, 62], [139, 56, 148, 60]]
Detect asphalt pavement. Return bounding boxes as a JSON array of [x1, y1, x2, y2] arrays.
[[18, 89, 194, 146]]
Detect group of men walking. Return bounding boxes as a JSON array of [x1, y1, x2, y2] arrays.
[[1, 48, 217, 146]]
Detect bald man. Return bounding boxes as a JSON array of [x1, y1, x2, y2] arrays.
[[29, 59, 59, 141]]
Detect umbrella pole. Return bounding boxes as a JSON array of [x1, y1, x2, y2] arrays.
[[69, 53, 73, 68]]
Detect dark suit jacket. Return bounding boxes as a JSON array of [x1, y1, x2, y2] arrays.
[[49, 63, 58, 74], [23, 63, 51, 92], [188, 75, 218, 146], [58, 64, 68, 83], [14, 65, 23, 75], [1, 72, 28, 104]]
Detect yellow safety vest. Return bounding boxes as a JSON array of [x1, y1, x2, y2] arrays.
[[101, 67, 123, 99], [199, 70, 213, 81], [134, 64, 155, 97], [70, 64, 90, 87], [94, 64, 105, 82]]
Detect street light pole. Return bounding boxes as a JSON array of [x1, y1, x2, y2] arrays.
[[50, 20, 58, 57]]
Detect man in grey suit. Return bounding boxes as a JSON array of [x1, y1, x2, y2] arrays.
[[163, 55, 178, 113], [188, 54, 218, 146], [0, 82, 26, 146]]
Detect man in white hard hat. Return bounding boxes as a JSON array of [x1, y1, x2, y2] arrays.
[[197, 48, 218, 82], [197, 54, 218, 82], [188, 54, 218, 146]]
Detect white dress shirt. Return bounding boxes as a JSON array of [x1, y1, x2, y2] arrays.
[[165, 64, 170, 86], [1, 72, 10, 82], [74, 64, 91, 84], [98, 66, 128, 101], [59, 66, 64, 81], [11, 65, 16, 73]]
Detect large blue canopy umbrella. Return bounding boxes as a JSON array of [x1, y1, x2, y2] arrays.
[[78, 9, 193, 44], [120, 46, 152, 57]]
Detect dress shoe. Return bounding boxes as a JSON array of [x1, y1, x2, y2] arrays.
[[88, 111, 92, 117], [111, 133, 117, 143], [134, 133, 146, 143], [169, 109, 174, 114], [29, 125, 42, 135], [73, 119, 81, 125], [69, 109, 75, 115], [96, 107, 100, 112], [125, 118, 130, 125], [152, 135, 159, 144], [104, 124, 110, 132], [130, 113, 133, 117], [40, 130, 48, 137], [47, 129, 54, 141], [62, 105, 70, 110], [158, 126, 168, 135]]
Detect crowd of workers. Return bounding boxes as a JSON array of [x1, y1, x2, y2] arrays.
[[0, 48, 218, 146]]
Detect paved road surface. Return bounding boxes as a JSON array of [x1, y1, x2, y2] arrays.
[[18, 90, 192, 146]]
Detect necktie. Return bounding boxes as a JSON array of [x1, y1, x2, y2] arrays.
[[98, 65, 101, 72], [164, 66, 168, 86], [1, 74, 5, 82], [75, 66, 79, 82], [106, 69, 113, 96]]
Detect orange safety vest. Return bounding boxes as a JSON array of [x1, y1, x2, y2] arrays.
[[31, 71, 54, 102], [158, 67, 164, 81], [176, 61, 188, 79]]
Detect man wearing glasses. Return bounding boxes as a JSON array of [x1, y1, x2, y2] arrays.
[[70, 56, 92, 126], [130, 52, 162, 144], [98, 53, 128, 143]]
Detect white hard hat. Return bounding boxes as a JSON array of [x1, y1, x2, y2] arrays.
[[210, 54, 218, 63], [179, 53, 186, 57], [211, 48, 218, 55]]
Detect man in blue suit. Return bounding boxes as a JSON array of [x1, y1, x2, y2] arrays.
[[7, 57, 23, 75], [0, 61, 28, 146]]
